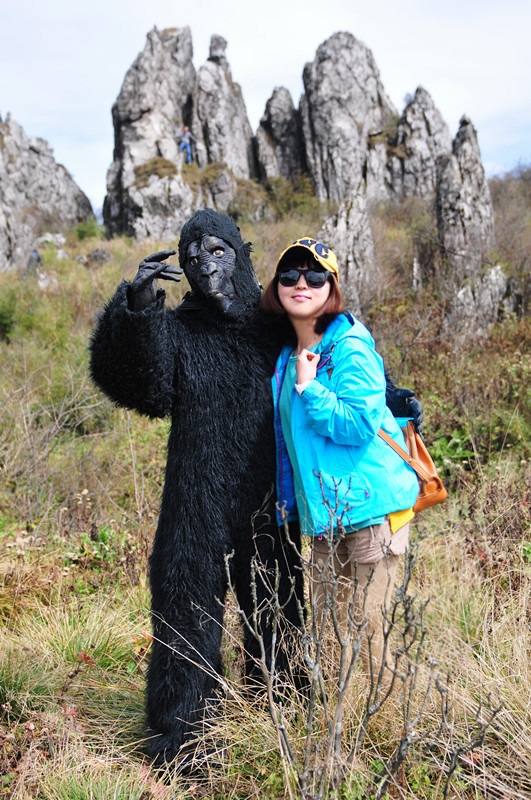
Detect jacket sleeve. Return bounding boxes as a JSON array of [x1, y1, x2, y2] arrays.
[[89, 281, 177, 418], [298, 337, 386, 445]]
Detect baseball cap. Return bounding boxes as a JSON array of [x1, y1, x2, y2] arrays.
[[276, 237, 339, 282]]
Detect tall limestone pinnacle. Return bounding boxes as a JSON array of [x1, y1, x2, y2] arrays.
[[300, 30, 398, 203]]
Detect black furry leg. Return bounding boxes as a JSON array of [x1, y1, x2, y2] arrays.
[[237, 518, 308, 696], [146, 618, 224, 768], [146, 552, 228, 769]]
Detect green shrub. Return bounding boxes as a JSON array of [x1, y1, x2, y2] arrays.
[[266, 175, 321, 218], [76, 215, 103, 241], [0, 284, 16, 341], [199, 160, 228, 190]]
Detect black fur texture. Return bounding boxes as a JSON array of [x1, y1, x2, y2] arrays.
[[89, 210, 304, 768]]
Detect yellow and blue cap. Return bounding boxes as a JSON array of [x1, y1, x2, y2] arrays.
[[276, 237, 339, 282]]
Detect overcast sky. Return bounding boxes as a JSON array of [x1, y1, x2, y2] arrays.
[[1, 0, 529, 213]]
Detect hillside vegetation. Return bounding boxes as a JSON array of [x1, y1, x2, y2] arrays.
[[0, 169, 529, 799]]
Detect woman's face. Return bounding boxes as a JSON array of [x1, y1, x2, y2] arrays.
[[277, 265, 331, 322]]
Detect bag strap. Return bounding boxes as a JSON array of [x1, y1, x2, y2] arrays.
[[378, 427, 435, 483]]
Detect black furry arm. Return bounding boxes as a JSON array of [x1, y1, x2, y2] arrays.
[[385, 371, 424, 434], [89, 282, 176, 418]]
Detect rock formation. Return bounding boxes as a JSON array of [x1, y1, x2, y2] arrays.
[[192, 35, 255, 180], [299, 31, 397, 204], [103, 28, 495, 252], [0, 114, 92, 271], [385, 86, 453, 201], [255, 87, 306, 181], [0, 22, 504, 334], [436, 116, 496, 283], [99, 26, 501, 335], [103, 26, 197, 239], [319, 186, 378, 316], [100, 28, 498, 334], [443, 264, 509, 340], [103, 27, 257, 239]]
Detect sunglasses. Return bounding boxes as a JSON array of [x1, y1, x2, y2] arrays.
[[277, 268, 330, 288]]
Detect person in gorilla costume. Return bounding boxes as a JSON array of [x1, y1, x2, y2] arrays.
[[89, 208, 422, 768]]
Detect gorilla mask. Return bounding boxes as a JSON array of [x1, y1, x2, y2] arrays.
[[178, 208, 261, 320], [185, 235, 237, 314]]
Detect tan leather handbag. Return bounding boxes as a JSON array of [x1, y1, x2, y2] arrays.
[[379, 421, 448, 512]]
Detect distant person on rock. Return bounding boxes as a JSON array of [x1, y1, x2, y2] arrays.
[[177, 125, 196, 164]]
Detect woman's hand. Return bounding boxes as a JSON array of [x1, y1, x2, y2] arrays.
[[296, 349, 319, 385]]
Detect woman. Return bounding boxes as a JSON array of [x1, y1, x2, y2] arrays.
[[261, 237, 420, 689]]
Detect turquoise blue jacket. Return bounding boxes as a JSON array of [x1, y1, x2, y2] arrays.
[[272, 312, 420, 535]]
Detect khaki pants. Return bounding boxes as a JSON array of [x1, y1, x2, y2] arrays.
[[310, 520, 409, 687]]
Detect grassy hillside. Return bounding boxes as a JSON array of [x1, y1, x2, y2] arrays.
[[0, 173, 529, 799]]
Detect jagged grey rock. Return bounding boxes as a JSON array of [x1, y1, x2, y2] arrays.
[[124, 176, 196, 241], [300, 31, 397, 203], [443, 264, 508, 340], [385, 86, 453, 200], [436, 116, 496, 282], [103, 26, 197, 238], [0, 114, 92, 271], [191, 35, 255, 179], [319, 184, 378, 316], [255, 87, 306, 181], [101, 22, 498, 320], [103, 28, 257, 238]]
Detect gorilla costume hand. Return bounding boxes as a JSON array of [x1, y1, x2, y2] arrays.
[[129, 250, 183, 311], [386, 383, 424, 434]]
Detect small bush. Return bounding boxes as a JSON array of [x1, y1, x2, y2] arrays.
[[0, 284, 16, 341], [266, 175, 321, 219], [76, 216, 103, 241], [133, 157, 178, 189], [199, 160, 228, 190]]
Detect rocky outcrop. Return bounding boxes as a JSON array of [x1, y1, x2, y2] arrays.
[[0, 21, 503, 335], [192, 35, 255, 180], [103, 26, 197, 238], [385, 86, 453, 200], [101, 26, 499, 333], [443, 264, 509, 340], [0, 114, 92, 271], [299, 32, 397, 203], [255, 49, 454, 209], [255, 87, 306, 181], [436, 116, 496, 282], [103, 28, 257, 239], [319, 187, 378, 316]]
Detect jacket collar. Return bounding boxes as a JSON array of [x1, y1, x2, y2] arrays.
[[279, 311, 358, 365]]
